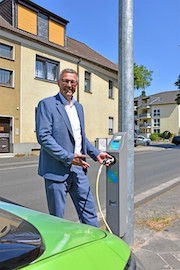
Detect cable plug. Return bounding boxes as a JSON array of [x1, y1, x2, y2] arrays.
[[103, 157, 115, 165]]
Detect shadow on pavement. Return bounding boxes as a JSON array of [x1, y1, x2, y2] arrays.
[[149, 143, 180, 149]]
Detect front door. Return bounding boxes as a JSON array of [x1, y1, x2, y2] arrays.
[[0, 118, 10, 153]]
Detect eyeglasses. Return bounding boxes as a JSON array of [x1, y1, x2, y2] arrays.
[[61, 79, 77, 86]]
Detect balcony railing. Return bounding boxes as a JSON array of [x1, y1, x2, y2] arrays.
[[139, 113, 151, 119], [140, 104, 151, 109], [139, 123, 151, 128]]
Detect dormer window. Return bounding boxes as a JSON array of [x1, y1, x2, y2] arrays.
[[15, 1, 68, 47]]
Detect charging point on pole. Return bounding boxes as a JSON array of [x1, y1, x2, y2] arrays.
[[106, 132, 128, 238], [103, 156, 116, 165]]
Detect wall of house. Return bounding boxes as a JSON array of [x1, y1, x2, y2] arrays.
[[152, 104, 179, 135], [0, 38, 21, 144], [20, 44, 118, 145], [0, 30, 118, 154], [20, 46, 64, 143], [78, 65, 118, 142]]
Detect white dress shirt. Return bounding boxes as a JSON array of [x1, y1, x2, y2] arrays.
[[59, 93, 82, 154]]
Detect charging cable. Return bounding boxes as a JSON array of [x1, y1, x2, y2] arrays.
[[96, 157, 114, 234]]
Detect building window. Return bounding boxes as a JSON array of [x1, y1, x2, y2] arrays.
[[153, 109, 160, 117], [154, 129, 160, 133], [84, 71, 91, 92], [108, 117, 114, 134], [37, 13, 49, 41], [0, 43, 13, 59], [109, 80, 113, 98], [154, 118, 160, 127], [0, 68, 13, 87], [35, 55, 59, 82]]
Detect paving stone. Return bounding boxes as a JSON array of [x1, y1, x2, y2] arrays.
[[142, 238, 180, 253], [134, 249, 168, 270], [133, 184, 180, 269], [159, 253, 180, 269]]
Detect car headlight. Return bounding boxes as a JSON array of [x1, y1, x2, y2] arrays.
[[124, 252, 145, 270]]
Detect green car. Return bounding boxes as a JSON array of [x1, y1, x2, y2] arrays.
[[0, 200, 143, 269]]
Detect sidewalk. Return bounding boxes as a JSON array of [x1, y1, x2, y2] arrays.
[[132, 184, 180, 270]]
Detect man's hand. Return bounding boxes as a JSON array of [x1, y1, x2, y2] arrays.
[[96, 152, 113, 166], [71, 153, 90, 169]]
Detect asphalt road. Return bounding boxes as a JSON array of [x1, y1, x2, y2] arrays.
[[134, 147, 180, 195], [0, 144, 180, 222]]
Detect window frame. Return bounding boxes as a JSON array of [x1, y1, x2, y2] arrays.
[[0, 42, 14, 60], [108, 80, 114, 99], [0, 68, 14, 87], [37, 12, 49, 41], [154, 118, 160, 127], [154, 128, 160, 134], [153, 108, 160, 117], [84, 71, 91, 93], [108, 116, 114, 135], [35, 55, 59, 83]]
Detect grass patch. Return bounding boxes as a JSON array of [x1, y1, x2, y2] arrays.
[[137, 215, 179, 231]]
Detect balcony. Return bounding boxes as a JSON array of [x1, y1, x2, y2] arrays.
[[139, 123, 151, 128], [140, 103, 151, 109], [139, 113, 151, 119], [134, 115, 138, 120], [139, 123, 152, 135]]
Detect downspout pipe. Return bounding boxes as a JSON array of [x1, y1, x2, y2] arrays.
[[77, 58, 82, 102]]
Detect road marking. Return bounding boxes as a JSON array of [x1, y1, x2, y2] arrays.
[[0, 164, 37, 171], [0, 161, 38, 167], [134, 177, 180, 205]]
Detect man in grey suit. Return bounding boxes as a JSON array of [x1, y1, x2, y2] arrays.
[[36, 68, 111, 227]]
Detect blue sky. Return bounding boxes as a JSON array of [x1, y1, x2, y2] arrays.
[[33, 0, 179, 97]]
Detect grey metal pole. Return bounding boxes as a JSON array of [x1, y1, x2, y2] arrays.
[[118, 0, 134, 246]]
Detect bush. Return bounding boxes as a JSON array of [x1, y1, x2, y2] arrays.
[[162, 131, 173, 139], [150, 133, 159, 141], [150, 132, 173, 141]]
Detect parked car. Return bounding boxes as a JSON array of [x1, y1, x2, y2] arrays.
[[0, 199, 144, 270], [137, 135, 151, 146], [172, 135, 180, 145], [134, 133, 138, 147]]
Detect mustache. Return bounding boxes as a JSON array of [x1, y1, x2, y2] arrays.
[[64, 87, 75, 93]]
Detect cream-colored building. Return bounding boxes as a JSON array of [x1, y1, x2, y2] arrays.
[[0, 0, 118, 154], [134, 91, 180, 138]]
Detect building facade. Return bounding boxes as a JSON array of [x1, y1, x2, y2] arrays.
[[134, 91, 180, 138], [0, 0, 118, 154]]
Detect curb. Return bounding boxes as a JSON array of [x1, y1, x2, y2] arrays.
[[0, 153, 16, 158], [97, 178, 180, 225], [134, 177, 180, 208]]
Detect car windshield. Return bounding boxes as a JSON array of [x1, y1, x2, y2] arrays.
[[0, 208, 45, 269]]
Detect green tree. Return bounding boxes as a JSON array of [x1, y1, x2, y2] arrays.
[[174, 75, 180, 105], [140, 90, 146, 97], [134, 63, 153, 96]]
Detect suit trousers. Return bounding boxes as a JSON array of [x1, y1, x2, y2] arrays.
[[44, 165, 99, 227]]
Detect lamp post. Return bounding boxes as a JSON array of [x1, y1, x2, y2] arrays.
[[118, 0, 134, 246]]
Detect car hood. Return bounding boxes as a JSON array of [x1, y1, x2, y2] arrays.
[[0, 202, 106, 261]]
